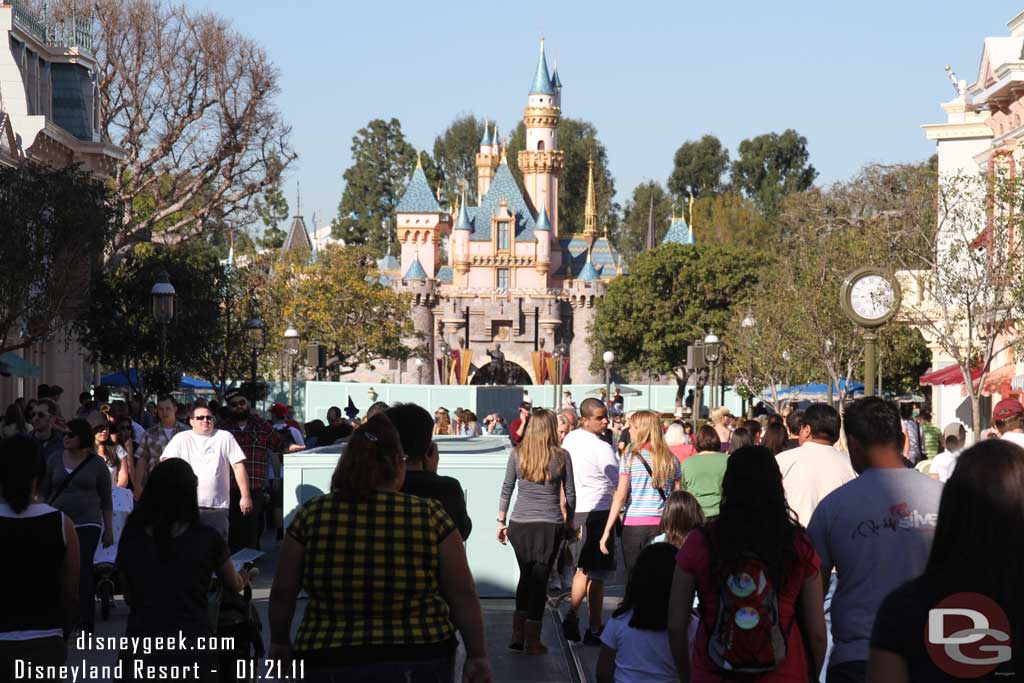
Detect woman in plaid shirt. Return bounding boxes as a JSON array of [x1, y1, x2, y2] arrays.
[[268, 415, 493, 683]]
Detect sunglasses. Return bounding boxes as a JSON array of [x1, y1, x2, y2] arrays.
[[192, 415, 215, 422]]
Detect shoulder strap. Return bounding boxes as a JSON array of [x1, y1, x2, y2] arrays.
[[48, 453, 97, 505], [635, 452, 667, 500]]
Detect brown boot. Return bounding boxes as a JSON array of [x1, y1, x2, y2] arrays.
[[508, 610, 527, 651], [523, 619, 548, 655]]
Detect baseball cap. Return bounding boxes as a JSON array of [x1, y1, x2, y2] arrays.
[[270, 403, 289, 418], [942, 422, 966, 441], [992, 398, 1024, 421], [224, 388, 245, 403]]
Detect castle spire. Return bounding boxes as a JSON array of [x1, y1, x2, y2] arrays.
[[480, 119, 490, 147], [530, 37, 555, 95], [583, 157, 598, 243]]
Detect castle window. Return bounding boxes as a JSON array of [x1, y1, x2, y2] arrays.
[[497, 221, 510, 251], [537, 140, 545, 151], [496, 268, 510, 289]]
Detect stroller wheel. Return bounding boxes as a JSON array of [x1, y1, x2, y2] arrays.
[[99, 580, 115, 620]]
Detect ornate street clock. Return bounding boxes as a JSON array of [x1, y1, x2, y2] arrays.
[[840, 268, 902, 397]]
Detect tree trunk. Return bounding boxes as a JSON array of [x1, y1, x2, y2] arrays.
[[971, 392, 983, 444]]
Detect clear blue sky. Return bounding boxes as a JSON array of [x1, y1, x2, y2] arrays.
[[186, 0, 1020, 233]]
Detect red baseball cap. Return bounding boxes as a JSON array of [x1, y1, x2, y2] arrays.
[[992, 398, 1024, 421], [270, 403, 289, 418]]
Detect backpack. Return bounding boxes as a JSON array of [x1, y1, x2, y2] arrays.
[[704, 532, 789, 673]]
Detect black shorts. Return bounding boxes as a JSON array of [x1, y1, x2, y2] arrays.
[[569, 509, 618, 579]]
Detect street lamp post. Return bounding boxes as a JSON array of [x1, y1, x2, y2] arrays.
[[602, 350, 615, 410], [150, 271, 176, 371], [555, 342, 569, 412], [283, 325, 300, 408], [704, 332, 721, 411], [244, 317, 266, 384], [439, 340, 450, 385]]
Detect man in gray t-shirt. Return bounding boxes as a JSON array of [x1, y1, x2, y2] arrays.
[[808, 398, 943, 683]]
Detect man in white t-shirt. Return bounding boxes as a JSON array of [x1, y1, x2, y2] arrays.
[[160, 404, 252, 541], [561, 397, 619, 645], [775, 403, 856, 527], [993, 397, 1024, 448]]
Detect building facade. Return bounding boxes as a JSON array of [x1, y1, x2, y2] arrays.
[[0, 1, 121, 413], [384, 40, 627, 385], [919, 9, 1024, 427]]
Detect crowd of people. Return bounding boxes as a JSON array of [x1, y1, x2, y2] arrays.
[[2, 384, 1022, 682]]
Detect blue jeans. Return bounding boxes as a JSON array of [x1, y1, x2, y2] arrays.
[[76, 525, 101, 630], [305, 655, 454, 683]]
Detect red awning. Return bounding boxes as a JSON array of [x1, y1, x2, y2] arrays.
[[919, 364, 983, 386]]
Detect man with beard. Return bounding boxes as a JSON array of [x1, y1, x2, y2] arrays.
[[222, 389, 283, 551]]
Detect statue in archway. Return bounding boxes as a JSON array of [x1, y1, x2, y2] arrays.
[[486, 344, 507, 385]]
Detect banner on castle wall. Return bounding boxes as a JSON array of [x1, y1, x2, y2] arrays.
[[459, 349, 473, 385], [532, 351, 549, 384]]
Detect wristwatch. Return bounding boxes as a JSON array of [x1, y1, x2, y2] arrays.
[[496, 518, 506, 525]]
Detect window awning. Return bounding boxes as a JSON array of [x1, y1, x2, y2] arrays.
[[918, 364, 982, 386], [0, 352, 41, 378]]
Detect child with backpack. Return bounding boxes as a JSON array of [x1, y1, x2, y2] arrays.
[[596, 543, 680, 683], [666, 445, 827, 682]]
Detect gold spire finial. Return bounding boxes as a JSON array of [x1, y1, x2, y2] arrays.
[[688, 193, 695, 228], [583, 157, 597, 243], [540, 35, 545, 53], [416, 149, 422, 170], [500, 138, 508, 164]]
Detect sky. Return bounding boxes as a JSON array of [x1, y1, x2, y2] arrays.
[[186, 0, 1022, 234]]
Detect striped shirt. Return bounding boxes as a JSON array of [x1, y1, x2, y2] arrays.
[[288, 490, 456, 655], [621, 449, 681, 526]]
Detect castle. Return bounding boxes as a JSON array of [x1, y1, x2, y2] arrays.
[[383, 40, 629, 385]]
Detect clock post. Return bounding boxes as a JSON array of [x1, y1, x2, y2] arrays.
[[840, 268, 901, 399]]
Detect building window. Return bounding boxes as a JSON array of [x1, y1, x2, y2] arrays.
[[497, 221, 510, 251], [497, 268, 510, 289], [537, 140, 545, 151]]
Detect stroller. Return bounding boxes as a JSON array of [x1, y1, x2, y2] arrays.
[[93, 486, 134, 620], [209, 553, 265, 683]]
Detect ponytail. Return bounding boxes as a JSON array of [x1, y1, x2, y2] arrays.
[[330, 414, 404, 501]]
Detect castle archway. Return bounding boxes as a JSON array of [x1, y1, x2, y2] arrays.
[[470, 361, 533, 386]]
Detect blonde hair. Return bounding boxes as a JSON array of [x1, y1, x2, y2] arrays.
[[710, 406, 732, 426], [628, 410, 675, 489], [517, 409, 564, 483]]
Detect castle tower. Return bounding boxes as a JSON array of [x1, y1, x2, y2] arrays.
[[518, 38, 565, 234], [394, 255, 439, 383], [475, 120, 499, 200], [535, 204, 552, 276], [567, 251, 605, 383], [583, 157, 599, 246], [395, 153, 451, 279], [452, 191, 472, 283]]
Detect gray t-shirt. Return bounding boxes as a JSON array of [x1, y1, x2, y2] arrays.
[[499, 448, 575, 524], [807, 467, 943, 666]]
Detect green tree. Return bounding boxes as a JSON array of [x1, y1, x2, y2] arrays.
[[432, 115, 486, 207], [731, 129, 817, 219], [690, 192, 772, 248], [75, 241, 249, 398], [331, 118, 418, 255], [667, 135, 730, 202], [0, 164, 120, 355], [270, 245, 416, 375], [507, 117, 619, 234], [591, 243, 769, 403], [254, 185, 290, 250], [613, 181, 674, 264]]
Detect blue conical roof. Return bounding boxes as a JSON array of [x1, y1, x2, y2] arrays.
[[530, 40, 555, 95], [551, 64, 562, 89], [662, 217, 694, 245], [578, 256, 601, 282], [480, 120, 491, 147], [454, 199, 472, 231], [396, 166, 441, 213], [534, 205, 552, 232], [403, 255, 427, 280]]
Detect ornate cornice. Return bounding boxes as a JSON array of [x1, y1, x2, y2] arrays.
[[523, 105, 560, 128], [470, 254, 536, 267], [439, 285, 566, 299], [517, 149, 565, 174]]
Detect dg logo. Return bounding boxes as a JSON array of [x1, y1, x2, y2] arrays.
[[926, 592, 1012, 678]]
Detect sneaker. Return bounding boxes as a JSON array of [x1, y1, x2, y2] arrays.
[[583, 626, 603, 646], [562, 611, 582, 642]]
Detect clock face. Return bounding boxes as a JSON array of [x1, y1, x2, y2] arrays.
[[849, 274, 895, 321]]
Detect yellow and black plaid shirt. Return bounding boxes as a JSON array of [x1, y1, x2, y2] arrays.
[[289, 490, 457, 653]]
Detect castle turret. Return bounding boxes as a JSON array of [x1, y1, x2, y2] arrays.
[[518, 38, 565, 234], [551, 59, 562, 108], [453, 192, 472, 282], [566, 249, 606, 383], [583, 158, 599, 245], [395, 154, 451, 279], [535, 204, 552, 275], [475, 119, 499, 200]]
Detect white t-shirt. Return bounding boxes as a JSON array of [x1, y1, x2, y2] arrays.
[[562, 428, 619, 513], [929, 449, 959, 483], [1001, 431, 1024, 448], [776, 441, 857, 527], [599, 609, 678, 683], [160, 430, 246, 510]]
